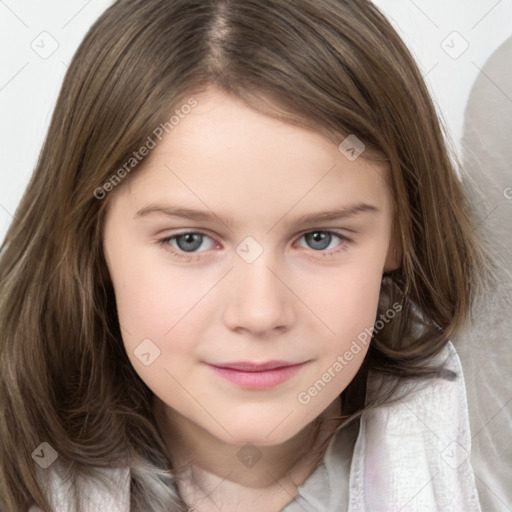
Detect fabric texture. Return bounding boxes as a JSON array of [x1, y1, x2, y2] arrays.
[[458, 34, 512, 511], [30, 341, 481, 512], [349, 341, 481, 512]]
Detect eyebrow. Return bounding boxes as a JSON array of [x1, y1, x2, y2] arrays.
[[134, 201, 379, 229]]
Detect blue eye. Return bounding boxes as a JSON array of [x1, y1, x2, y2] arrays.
[[159, 231, 217, 261], [298, 231, 347, 252], [158, 229, 351, 261], [172, 233, 209, 252]]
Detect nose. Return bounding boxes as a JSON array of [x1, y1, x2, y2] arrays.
[[222, 252, 295, 337]]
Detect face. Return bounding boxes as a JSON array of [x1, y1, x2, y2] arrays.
[[103, 87, 395, 447]]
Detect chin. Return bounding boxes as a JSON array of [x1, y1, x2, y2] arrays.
[[206, 413, 311, 448]]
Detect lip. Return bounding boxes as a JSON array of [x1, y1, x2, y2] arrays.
[[206, 360, 308, 389]]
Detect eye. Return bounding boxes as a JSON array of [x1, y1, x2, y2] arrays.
[[158, 229, 351, 262], [158, 231, 218, 261], [296, 230, 350, 255]]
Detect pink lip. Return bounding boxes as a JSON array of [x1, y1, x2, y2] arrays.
[[206, 360, 307, 389]]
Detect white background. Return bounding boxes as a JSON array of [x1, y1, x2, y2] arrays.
[[1, 0, 511, 243]]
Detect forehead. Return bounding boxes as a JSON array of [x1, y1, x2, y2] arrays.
[[109, 88, 392, 220]]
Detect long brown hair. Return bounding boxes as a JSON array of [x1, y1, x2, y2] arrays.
[[0, 0, 485, 510]]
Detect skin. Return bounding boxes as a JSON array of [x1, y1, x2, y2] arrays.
[[103, 87, 396, 511]]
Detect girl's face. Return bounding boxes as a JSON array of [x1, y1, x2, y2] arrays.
[[103, 87, 395, 446]]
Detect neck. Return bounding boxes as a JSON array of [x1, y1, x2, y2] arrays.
[[153, 398, 342, 506]]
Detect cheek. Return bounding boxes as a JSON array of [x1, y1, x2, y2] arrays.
[[301, 253, 384, 347], [291, 264, 382, 424], [109, 240, 212, 336], [106, 239, 214, 381], [110, 260, 207, 409], [334, 263, 382, 333]]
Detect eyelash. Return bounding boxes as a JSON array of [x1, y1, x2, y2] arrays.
[[157, 230, 352, 262]]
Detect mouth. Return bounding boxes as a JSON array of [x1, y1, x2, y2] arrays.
[[205, 360, 309, 389]]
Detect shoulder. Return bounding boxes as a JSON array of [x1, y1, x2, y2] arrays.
[[349, 341, 482, 512]]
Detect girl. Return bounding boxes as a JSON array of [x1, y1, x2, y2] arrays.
[[0, 0, 492, 510]]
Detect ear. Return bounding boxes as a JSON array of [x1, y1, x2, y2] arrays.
[[383, 237, 401, 273]]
